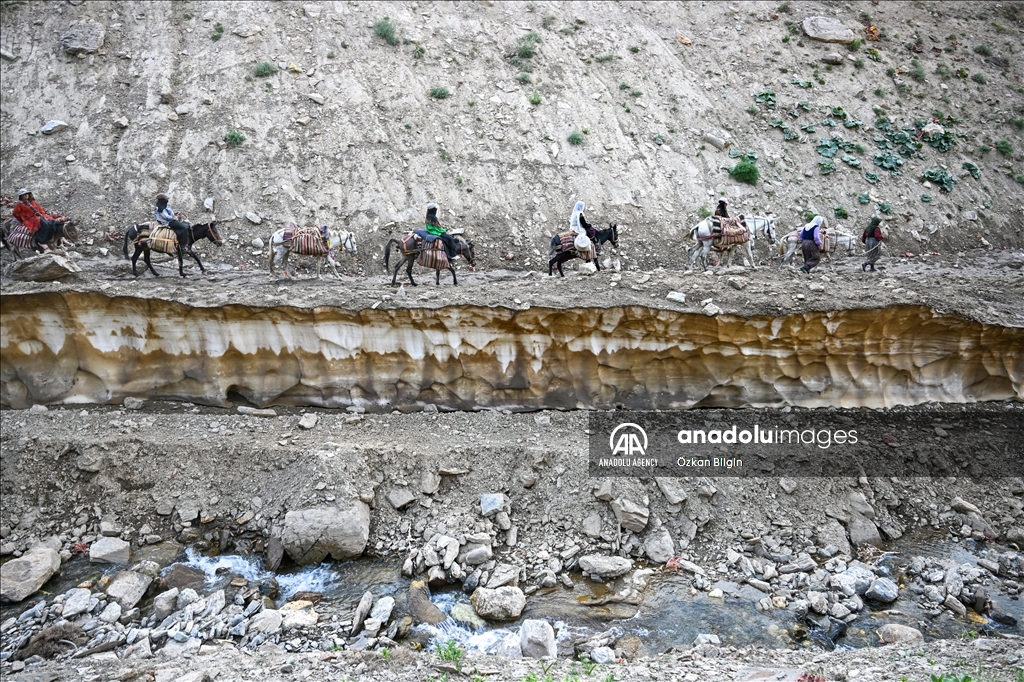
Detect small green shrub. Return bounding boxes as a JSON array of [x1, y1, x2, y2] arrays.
[[746, 105, 759, 114], [854, 58, 864, 69], [326, 50, 335, 59], [619, 82, 630, 90], [874, 87, 886, 98], [879, 202, 892, 214], [936, 64, 951, 77], [429, 86, 450, 99], [595, 54, 615, 63], [184, 13, 193, 20], [630, 89, 642, 97], [755, 89, 777, 109], [698, 205, 712, 218], [253, 61, 275, 77], [911, 59, 925, 82], [834, 205, 849, 219], [528, 92, 541, 105], [778, 1, 792, 13], [972, 72, 987, 84], [629, 46, 639, 53], [517, 31, 541, 58], [374, 18, 399, 46], [435, 640, 465, 672], [413, 44, 425, 59], [729, 160, 760, 185], [567, 130, 584, 145], [848, 38, 863, 51], [1012, 117, 1024, 131], [541, 15, 555, 30], [211, 22, 224, 41], [517, 72, 531, 84], [225, 129, 245, 147], [974, 44, 993, 56], [995, 138, 1014, 155]]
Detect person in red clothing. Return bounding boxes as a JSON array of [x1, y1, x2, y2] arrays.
[[12, 188, 61, 236]]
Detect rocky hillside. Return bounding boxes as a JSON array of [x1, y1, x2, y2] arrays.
[[1, 0, 1022, 274]]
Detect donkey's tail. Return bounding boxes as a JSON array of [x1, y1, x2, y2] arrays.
[[384, 239, 398, 270]]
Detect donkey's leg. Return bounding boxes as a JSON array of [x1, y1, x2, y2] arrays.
[[745, 242, 757, 270], [390, 256, 403, 285], [449, 264, 457, 286], [405, 256, 417, 286], [143, 247, 159, 277], [327, 253, 341, 279], [185, 246, 205, 273], [130, 246, 143, 277]]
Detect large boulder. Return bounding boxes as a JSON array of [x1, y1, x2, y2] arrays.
[[471, 586, 527, 621], [60, 21, 105, 54], [105, 570, 153, 609], [90, 536, 131, 564], [407, 580, 446, 625], [280, 600, 319, 629], [802, 16, 856, 43], [877, 623, 924, 645], [0, 546, 61, 603], [519, 619, 556, 659], [610, 498, 649, 532], [846, 511, 882, 548], [643, 528, 675, 564], [865, 577, 900, 603], [6, 253, 81, 282], [281, 503, 370, 564], [579, 554, 633, 579]]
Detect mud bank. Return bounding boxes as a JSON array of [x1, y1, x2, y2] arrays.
[[2, 292, 1022, 410]]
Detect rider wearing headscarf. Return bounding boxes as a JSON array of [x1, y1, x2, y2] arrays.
[[799, 215, 824, 274], [12, 188, 60, 235], [714, 199, 730, 221], [424, 203, 457, 260], [570, 201, 595, 239], [860, 217, 884, 272]]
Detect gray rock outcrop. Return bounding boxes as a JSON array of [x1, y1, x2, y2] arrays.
[[0, 546, 61, 603], [281, 503, 370, 564], [471, 586, 527, 621]]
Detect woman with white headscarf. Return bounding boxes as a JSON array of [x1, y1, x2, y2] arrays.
[[799, 215, 824, 274], [570, 200, 594, 250]]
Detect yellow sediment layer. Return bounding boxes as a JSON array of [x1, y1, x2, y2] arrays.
[[1, 292, 1021, 409]]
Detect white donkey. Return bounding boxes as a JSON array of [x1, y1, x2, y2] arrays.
[[685, 215, 777, 271], [778, 228, 856, 267], [268, 226, 357, 279]]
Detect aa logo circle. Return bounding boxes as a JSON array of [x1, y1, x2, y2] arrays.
[[609, 423, 648, 456]]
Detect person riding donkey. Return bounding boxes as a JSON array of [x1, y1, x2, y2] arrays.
[[154, 193, 191, 242], [415, 203, 457, 260], [712, 198, 745, 232], [12, 188, 68, 247]]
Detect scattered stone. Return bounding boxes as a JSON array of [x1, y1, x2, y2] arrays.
[[174, 104, 190, 116], [162, 563, 206, 591], [694, 633, 721, 646], [480, 493, 510, 517], [579, 555, 633, 579], [471, 586, 526, 621], [610, 498, 649, 532], [61, 21, 105, 54], [280, 600, 319, 629], [643, 528, 674, 564], [122, 396, 144, 410], [40, 120, 69, 135], [821, 53, 845, 65], [846, 511, 883, 548], [297, 413, 318, 429], [944, 594, 967, 616], [666, 291, 686, 304], [232, 24, 263, 37], [152, 588, 179, 621], [249, 609, 283, 634], [61, 587, 93, 618], [519, 619, 556, 659], [245, 212, 263, 225], [408, 580, 446, 625], [237, 405, 275, 417], [204, 197, 215, 211], [877, 623, 924, 644], [591, 646, 616, 664], [802, 16, 856, 43], [250, 237, 265, 249], [865, 577, 899, 603], [280, 503, 370, 564], [370, 595, 395, 625], [387, 488, 417, 510], [89, 537, 130, 564], [105, 570, 153, 609], [308, 93, 325, 105], [655, 478, 687, 505], [351, 591, 374, 635], [6, 253, 82, 282]]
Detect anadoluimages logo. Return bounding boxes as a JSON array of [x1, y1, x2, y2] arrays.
[[609, 423, 648, 456]]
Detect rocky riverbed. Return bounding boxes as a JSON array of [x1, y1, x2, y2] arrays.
[[1, 405, 1022, 681]]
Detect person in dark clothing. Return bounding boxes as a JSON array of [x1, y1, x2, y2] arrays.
[[799, 216, 824, 274], [424, 203, 457, 260], [713, 199, 730, 221], [860, 217, 884, 272], [155, 193, 191, 240]]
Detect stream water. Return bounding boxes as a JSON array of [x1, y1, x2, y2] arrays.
[[5, 533, 1019, 654]]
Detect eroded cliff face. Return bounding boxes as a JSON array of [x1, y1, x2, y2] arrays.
[[1, 292, 1020, 410]]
